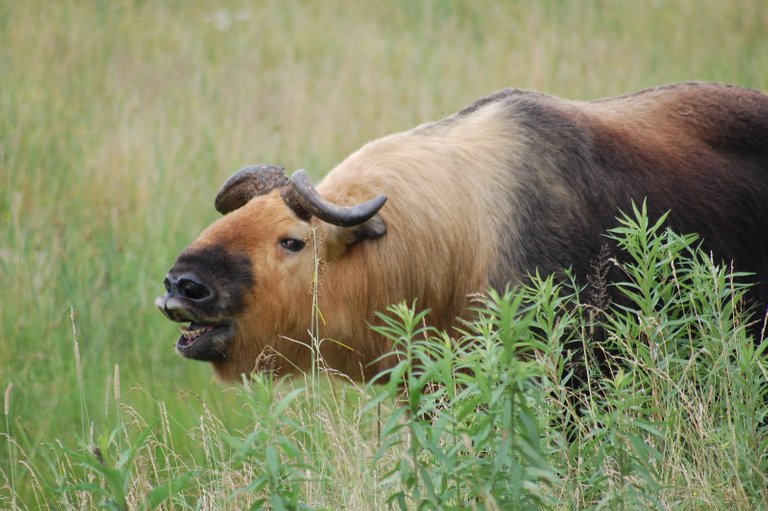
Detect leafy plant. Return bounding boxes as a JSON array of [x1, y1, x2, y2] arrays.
[[55, 423, 194, 510], [368, 298, 556, 510], [223, 375, 314, 511]]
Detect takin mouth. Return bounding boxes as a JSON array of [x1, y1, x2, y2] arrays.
[[176, 321, 234, 361]]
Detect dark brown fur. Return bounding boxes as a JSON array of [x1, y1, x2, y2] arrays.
[[495, 84, 768, 309]]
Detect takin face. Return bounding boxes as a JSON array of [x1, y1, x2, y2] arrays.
[[156, 165, 388, 381]]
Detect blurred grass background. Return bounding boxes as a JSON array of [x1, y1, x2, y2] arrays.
[[1, 0, 767, 507]]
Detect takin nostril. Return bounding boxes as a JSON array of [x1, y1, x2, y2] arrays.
[[177, 278, 212, 301]]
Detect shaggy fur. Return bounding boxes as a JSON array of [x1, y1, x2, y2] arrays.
[[168, 82, 768, 382]]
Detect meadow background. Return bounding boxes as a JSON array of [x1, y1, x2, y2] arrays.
[[2, 1, 768, 509]]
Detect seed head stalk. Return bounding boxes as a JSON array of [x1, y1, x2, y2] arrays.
[[70, 306, 89, 440], [5, 382, 16, 509], [309, 227, 321, 390]]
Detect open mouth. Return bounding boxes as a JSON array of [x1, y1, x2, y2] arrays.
[[174, 320, 235, 361], [178, 322, 217, 348]]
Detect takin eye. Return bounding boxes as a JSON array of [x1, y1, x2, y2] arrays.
[[280, 237, 306, 253]]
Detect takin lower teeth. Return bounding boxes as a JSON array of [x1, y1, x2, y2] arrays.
[[180, 325, 213, 340]]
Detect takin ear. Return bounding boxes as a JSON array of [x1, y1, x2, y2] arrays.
[[324, 214, 386, 257]]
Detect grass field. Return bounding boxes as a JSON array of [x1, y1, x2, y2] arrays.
[[2, 1, 768, 509]]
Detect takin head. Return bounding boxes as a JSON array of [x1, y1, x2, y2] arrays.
[[155, 164, 387, 381]]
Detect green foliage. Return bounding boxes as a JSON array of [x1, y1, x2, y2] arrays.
[[368, 298, 554, 510], [54, 423, 194, 510], [222, 376, 312, 511]]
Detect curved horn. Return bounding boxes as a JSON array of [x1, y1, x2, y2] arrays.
[[214, 164, 289, 214], [282, 169, 387, 227]]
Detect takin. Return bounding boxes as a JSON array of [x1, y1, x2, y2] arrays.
[[156, 82, 768, 382]]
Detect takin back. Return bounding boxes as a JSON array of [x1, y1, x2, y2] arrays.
[[156, 82, 768, 382]]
